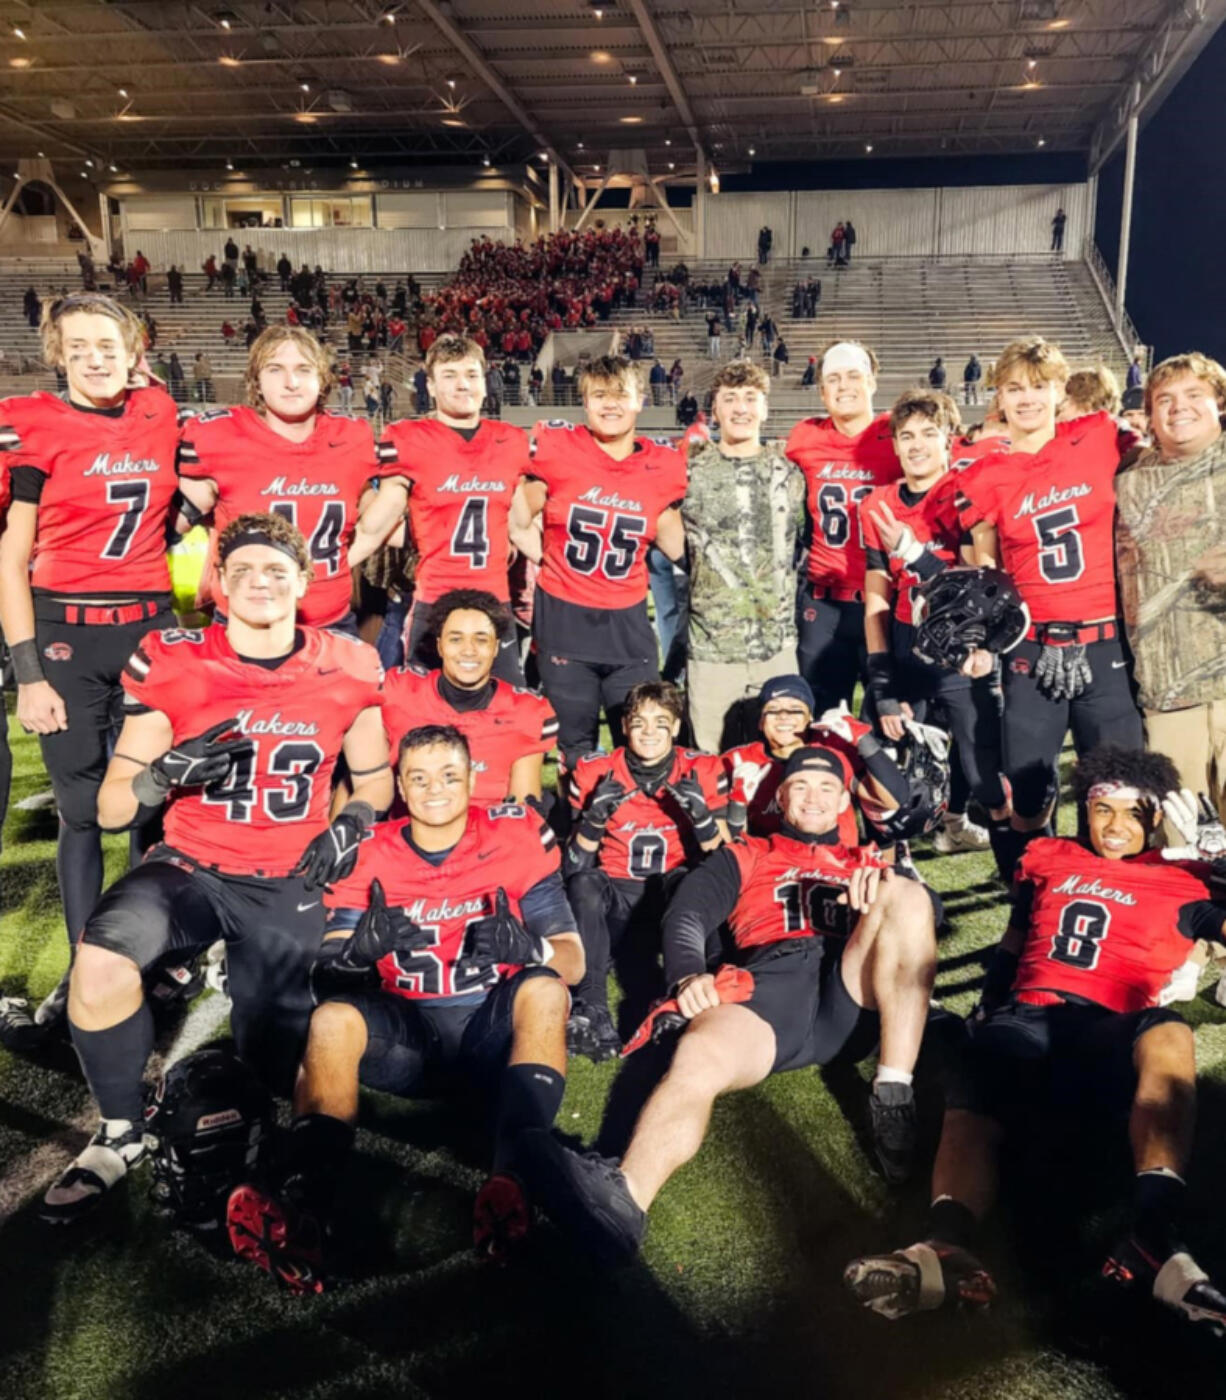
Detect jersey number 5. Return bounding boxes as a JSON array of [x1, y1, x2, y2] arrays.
[[1031, 505, 1085, 583]]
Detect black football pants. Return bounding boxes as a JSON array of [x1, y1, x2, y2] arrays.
[[1002, 635, 1143, 820], [796, 589, 864, 716], [536, 652, 658, 770]]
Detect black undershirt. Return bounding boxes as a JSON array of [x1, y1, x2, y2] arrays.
[[626, 747, 675, 795], [234, 629, 307, 671], [448, 424, 481, 443], [402, 826, 456, 867], [438, 673, 495, 712]]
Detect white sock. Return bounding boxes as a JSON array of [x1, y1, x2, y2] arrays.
[[875, 1066, 914, 1089]]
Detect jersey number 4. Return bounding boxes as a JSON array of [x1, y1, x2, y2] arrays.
[[202, 739, 324, 823], [564, 505, 647, 580], [1049, 898, 1110, 970], [451, 496, 490, 570]]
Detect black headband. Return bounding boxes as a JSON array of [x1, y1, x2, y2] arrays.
[[218, 531, 301, 565]]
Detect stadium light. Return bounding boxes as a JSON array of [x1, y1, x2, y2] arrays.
[[482, 154, 491, 166], [109, 163, 118, 172], [225, 158, 234, 169], [118, 87, 129, 97], [664, 138, 671, 146], [628, 74, 637, 84], [350, 158, 359, 168], [13, 26, 26, 39], [667, 161, 674, 169], [1037, 137, 1046, 147], [748, 146, 756, 156], [865, 143, 873, 152]]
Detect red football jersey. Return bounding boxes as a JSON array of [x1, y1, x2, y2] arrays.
[[178, 405, 384, 626], [0, 387, 178, 595], [122, 625, 383, 877], [721, 738, 859, 846], [570, 746, 728, 880], [375, 418, 529, 603], [785, 413, 901, 591], [727, 833, 888, 951], [529, 422, 687, 610], [1012, 838, 1214, 1012], [949, 434, 1012, 473], [325, 805, 561, 1002], [861, 474, 963, 626], [955, 412, 1125, 623], [382, 665, 557, 806]]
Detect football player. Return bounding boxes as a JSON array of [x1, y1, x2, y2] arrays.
[[176, 326, 406, 633], [565, 681, 727, 1061], [226, 723, 583, 1291], [382, 588, 557, 807], [40, 512, 391, 1226], [510, 354, 688, 769], [0, 294, 180, 947], [844, 746, 1226, 1335], [785, 342, 902, 713], [861, 390, 1009, 862], [722, 674, 909, 847], [956, 336, 1143, 878], [518, 746, 939, 1262], [375, 334, 530, 682]]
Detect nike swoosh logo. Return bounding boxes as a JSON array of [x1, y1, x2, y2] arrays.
[[476, 851, 496, 861], [1112, 660, 1127, 669], [297, 900, 320, 912]]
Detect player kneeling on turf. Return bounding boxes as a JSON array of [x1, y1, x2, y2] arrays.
[[565, 681, 727, 1061], [844, 745, 1226, 1334], [519, 746, 938, 1264], [42, 512, 391, 1226], [226, 724, 583, 1291]]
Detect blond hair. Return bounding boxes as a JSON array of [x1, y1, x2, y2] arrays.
[[425, 333, 486, 377], [40, 292, 144, 372], [711, 359, 771, 396], [1063, 365, 1121, 417], [889, 388, 962, 438], [991, 335, 1069, 389], [1144, 351, 1226, 418], [245, 326, 334, 411]]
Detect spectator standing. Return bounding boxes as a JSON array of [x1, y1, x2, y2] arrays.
[[1051, 206, 1067, 252], [413, 364, 429, 415], [772, 338, 790, 378], [800, 356, 817, 387], [1115, 353, 1226, 813], [650, 359, 668, 407], [963, 353, 982, 405], [167, 351, 186, 403], [485, 360, 504, 417], [224, 235, 239, 264], [77, 249, 96, 290], [844, 219, 857, 263], [362, 367, 380, 420], [22, 286, 39, 328], [758, 225, 773, 265], [928, 357, 947, 389], [220, 259, 236, 299], [831, 222, 847, 266], [760, 314, 776, 356], [529, 365, 544, 406], [193, 351, 213, 403], [276, 253, 292, 291], [645, 223, 661, 268], [1127, 355, 1144, 392], [166, 265, 184, 304], [706, 312, 722, 358], [131, 250, 150, 295], [202, 254, 218, 292], [335, 360, 354, 412], [668, 358, 683, 405]]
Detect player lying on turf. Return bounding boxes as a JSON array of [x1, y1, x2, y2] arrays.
[[41, 512, 392, 1226], [226, 723, 583, 1292], [518, 745, 939, 1264], [861, 389, 1009, 865], [564, 681, 727, 1062], [844, 745, 1226, 1335], [382, 588, 558, 807]]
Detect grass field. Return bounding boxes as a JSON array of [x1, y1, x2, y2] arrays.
[[3, 708, 1226, 1400]]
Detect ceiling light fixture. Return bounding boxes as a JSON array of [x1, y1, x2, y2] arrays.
[[109, 163, 118, 172], [225, 159, 234, 169], [350, 158, 359, 168], [219, 55, 240, 67], [482, 154, 491, 166], [300, 80, 310, 91], [628, 73, 637, 84]]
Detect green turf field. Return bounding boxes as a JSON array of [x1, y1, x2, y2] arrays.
[[3, 709, 1226, 1400]]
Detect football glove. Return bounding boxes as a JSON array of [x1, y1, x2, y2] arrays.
[[665, 773, 719, 843], [133, 717, 253, 804], [729, 759, 771, 807], [580, 773, 631, 835], [310, 878, 430, 1001], [462, 887, 553, 967], [1160, 790, 1226, 862], [294, 802, 373, 892], [1033, 640, 1092, 701]]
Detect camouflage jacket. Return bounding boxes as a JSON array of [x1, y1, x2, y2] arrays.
[[1115, 432, 1226, 711], [682, 440, 806, 663]]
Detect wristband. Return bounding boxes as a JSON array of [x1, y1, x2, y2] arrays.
[[864, 652, 895, 707], [340, 799, 376, 828], [132, 764, 170, 807], [10, 638, 45, 686]]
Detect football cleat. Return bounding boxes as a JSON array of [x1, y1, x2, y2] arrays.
[[844, 1240, 997, 1320], [932, 815, 990, 854], [516, 1128, 646, 1266], [226, 1182, 326, 1296], [0, 994, 46, 1052], [40, 1118, 147, 1225], [1103, 1236, 1226, 1337], [566, 1001, 622, 1063], [203, 940, 230, 999], [473, 1171, 532, 1263], [869, 1082, 918, 1185], [34, 969, 71, 1032]]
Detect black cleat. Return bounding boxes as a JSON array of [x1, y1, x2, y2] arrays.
[[566, 1000, 622, 1063], [516, 1128, 646, 1266], [869, 1081, 918, 1185], [0, 995, 46, 1052], [844, 1240, 997, 1319], [40, 1118, 147, 1225], [1103, 1236, 1226, 1337]]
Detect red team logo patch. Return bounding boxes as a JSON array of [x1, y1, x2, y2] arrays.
[[43, 642, 73, 663], [1010, 657, 1031, 675]]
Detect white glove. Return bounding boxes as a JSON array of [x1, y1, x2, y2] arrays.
[[902, 716, 951, 764], [1161, 789, 1200, 846], [816, 701, 856, 745], [888, 522, 925, 567], [1157, 957, 1202, 1006], [1160, 789, 1226, 861], [731, 759, 771, 804]]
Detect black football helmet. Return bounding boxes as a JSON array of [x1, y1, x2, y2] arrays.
[[911, 567, 1029, 671], [144, 1046, 273, 1233], [865, 721, 952, 842]]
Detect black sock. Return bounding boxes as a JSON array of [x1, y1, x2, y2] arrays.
[[282, 1113, 355, 1215], [1133, 1169, 1186, 1259], [927, 1196, 979, 1250], [70, 1002, 155, 1123], [493, 1063, 565, 1171], [56, 821, 103, 947]]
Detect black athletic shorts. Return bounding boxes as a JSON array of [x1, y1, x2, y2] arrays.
[[82, 843, 324, 1095], [946, 996, 1186, 1120], [740, 935, 880, 1074], [333, 965, 561, 1097]]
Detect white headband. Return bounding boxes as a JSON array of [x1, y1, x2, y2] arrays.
[[1087, 782, 1153, 804], [822, 342, 874, 379]]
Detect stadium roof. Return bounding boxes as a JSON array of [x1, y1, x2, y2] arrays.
[[0, 0, 1222, 178]]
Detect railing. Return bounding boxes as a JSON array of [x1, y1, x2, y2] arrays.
[[1082, 237, 1149, 368]]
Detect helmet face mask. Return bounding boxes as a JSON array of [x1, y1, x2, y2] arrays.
[[864, 721, 952, 842], [912, 567, 1029, 670]]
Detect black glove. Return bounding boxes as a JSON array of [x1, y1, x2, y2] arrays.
[[1033, 640, 1092, 701], [865, 652, 902, 717], [462, 887, 552, 967], [579, 773, 631, 841], [294, 801, 374, 892], [666, 773, 719, 844], [310, 878, 431, 1002], [132, 717, 253, 805]]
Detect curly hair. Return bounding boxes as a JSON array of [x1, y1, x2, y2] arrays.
[[711, 359, 771, 396], [426, 588, 512, 643], [244, 326, 334, 411], [40, 292, 145, 373], [1071, 745, 1180, 810], [425, 333, 486, 377], [1145, 351, 1226, 418], [889, 388, 962, 438], [217, 510, 312, 578]]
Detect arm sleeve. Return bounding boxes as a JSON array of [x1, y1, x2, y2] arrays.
[[856, 734, 911, 806], [661, 847, 744, 987], [9, 464, 46, 502], [519, 870, 576, 941], [864, 547, 890, 574], [1176, 899, 1226, 944]]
